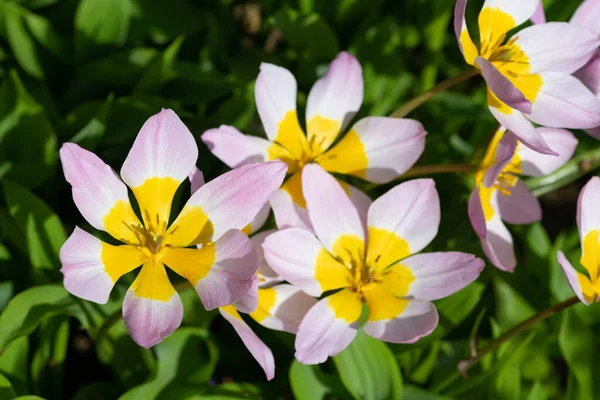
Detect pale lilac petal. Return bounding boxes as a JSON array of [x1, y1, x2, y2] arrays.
[[60, 227, 144, 304], [317, 117, 427, 184], [586, 126, 600, 140], [295, 290, 362, 364], [364, 299, 438, 344], [575, 52, 600, 95], [577, 176, 600, 242], [269, 188, 314, 232], [481, 211, 516, 272], [302, 164, 364, 252], [497, 180, 542, 224], [251, 284, 317, 334], [122, 264, 183, 348], [530, 1, 545, 24], [345, 182, 372, 230], [168, 161, 287, 246], [249, 229, 281, 284], [518, 128, 578, 177], [404, 252, 484, 301], [234, 276, 259, 314], [515, 23, 600, 74], [482, 130, 519, 188], [367, 179, 440, 256], [246, 203, 271, 235], [557, 251, 590, 305], [469, 187, 487, 238], [201, 125, 281, 168], [306, 52, 363, 151], [188, 167, 205, 194], [488, 106, 556, 155], [570, 0, 600, 35], [477, 57, 532, 113], [59, 143, 141, 243], [527, 72, 600, 130], [219, 306, 275, 380], [454, 0, 478, 65]]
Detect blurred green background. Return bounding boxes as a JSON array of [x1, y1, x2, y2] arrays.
[[0, 0, 599, 399]]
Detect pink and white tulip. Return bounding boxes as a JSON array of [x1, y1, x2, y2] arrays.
[[469, 127, 577, 272], [59, 109, 287, 348], [455, 0, 600, 154], [262, 164, 484, 364]]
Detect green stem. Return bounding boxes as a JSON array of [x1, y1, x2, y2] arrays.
[[389, 69, 479, 118], [458, 296, 579, 376], [527, 147, 600, 197]]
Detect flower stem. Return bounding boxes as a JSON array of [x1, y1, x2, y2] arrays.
[[458, 296, 579, 376], [389, 69, 480, 118]]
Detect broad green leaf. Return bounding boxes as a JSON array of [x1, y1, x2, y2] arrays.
[[0, 282, 13, 313], [119, 327, 218, 400], [0, 70, 57, 188], [133, 36, 184, 94], [404, 386, 452, 400], [30, 317, 69, 398], [23, 10, 69, 63], [70, 94, 114, 149], [0, 285, 71, 351], [74, 0, 131, 61], [4, 180, 66, 273], [289, 360, 334, 400], [526, 382, 549, 400], [493, 278, 537, 330], [0, 337, 28, 395], [333, 331, 403, 400], [0, 372, 16, 400], [559, 308, 595, 400], [3, 4, 44, 79]]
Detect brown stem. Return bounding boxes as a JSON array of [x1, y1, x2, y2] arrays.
[[458, 296, 580, 377], [389, 69, 480, 118]]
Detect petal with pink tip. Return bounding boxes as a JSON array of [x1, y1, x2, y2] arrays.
[[469, 187, 487, 238], [250, 284, 317, 333], [188, 167, 205, 194], [366, 179, 440, 266], [60, 227, 145, 304], [527, 72, 600, 130], [496, 180, 541, 225], [168, 161, 287, 247], [263, 228, 352, 297], [59, 143, 141, 244], [123, 263, 183, 348], [518, 128, 578, 177], [530, 1, 545, 24], [577, 176, 600, 243], [476, 57, 531, 113], [363, 284, 438, 344], [403, 252, 484, 301], [306, 52, 363, 154], [317, 117, 427, 184], [515, 23, 600, 74], [481, 210, 516, 272], [557, 251, 592, 305], [302, 164, 365, 254], [570, 0, 600, 35], [295, 289, 362, 365], [121, 109, 198, 230], [163, 229, 259, 310], [219, 306, 275, 380]]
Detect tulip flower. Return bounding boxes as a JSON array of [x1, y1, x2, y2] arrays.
[[262, 164, 484, 364], [558, 177, 600, 304], [469, 127, 577, 271], [59, 109, 287, 348], [202, 51, 426, 231], [454, 0, 600, 154], [188, 170, 316, 380]]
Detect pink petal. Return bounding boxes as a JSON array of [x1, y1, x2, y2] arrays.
[[219, 306, 275, 380], [122, 264, 183, 348], [294, 290, 362, 364], [575, 52, 600, 95], [577, 176, 600, 243], [345, 182, 372, 229], [169, 161, 287, 246], [557, 251, 590, 305], [234, 275, 259, 314], [527, 72, 600, 130], [468, 187, 487, 239], [201, 125, 280, 168], [570, 0, 600, 35], [302, 164, 365, 251], [530, 1, 545, 24], [481, 212, 516, 272], [249, 229, 281, 283], [246, 202, 271, 235], [515, 23, 600, 74], [518, 128, 578, 177], [477, 57, 532, 113], [404, 252, 484, 301], [453, 0, 477, 65], [497, 180, 542, 225], [269, 188, 314, 232], [367, 179, 440, 256], [482, 129, 519, 188], [306, 51, 363, 151], [189, 167, 205, 194], [59, 143, 141, 243], [364, 299, 438, 344], [60, 227, 144, 303]]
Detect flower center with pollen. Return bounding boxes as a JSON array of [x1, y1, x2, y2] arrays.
[[126, 218, 170, 263]]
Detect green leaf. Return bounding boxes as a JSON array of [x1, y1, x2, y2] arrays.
[[69, 93, 114, 150], [4, 180, 66, 273], [74, 0, 131, 61], [0, 372, 16, 400], [30, 316, 69, 398], [526, 382, 549, 400], [0, 285, 71, 351], [3, 4, 44, 79], [289, 360, 335, 400], [133, 36, 184, 95], [333, 331, 403, 400], [559, 308, 595, 400], [493, 278, 537, 330], [0, 70, 57, 188], [403, 386, 452, 400], [0, 337, 28, 395]]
